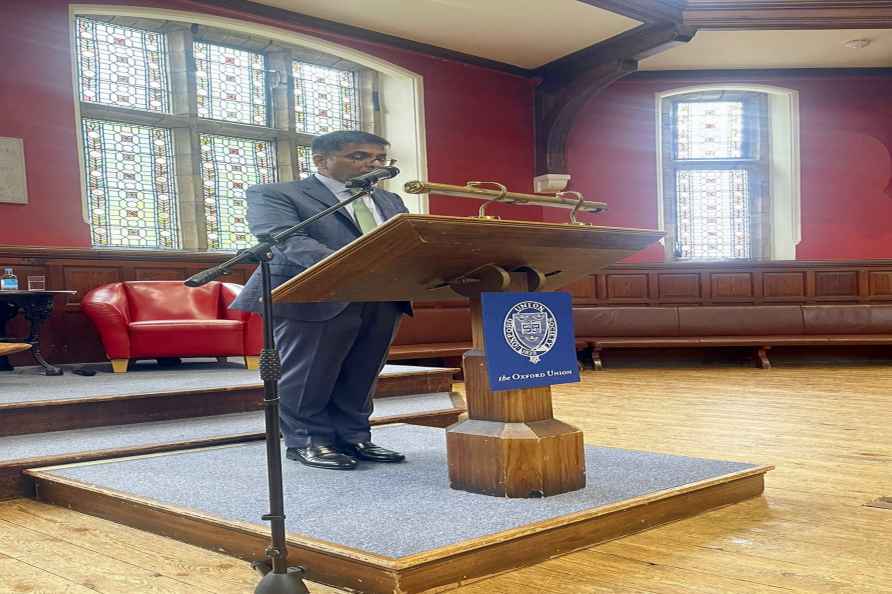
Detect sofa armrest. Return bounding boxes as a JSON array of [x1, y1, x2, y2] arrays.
[[221, 282, 262, 355], [220, 283, 249, 321], [81, 283, 132, 359]]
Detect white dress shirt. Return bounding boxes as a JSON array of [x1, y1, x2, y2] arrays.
[[313, 173, 384, 226]]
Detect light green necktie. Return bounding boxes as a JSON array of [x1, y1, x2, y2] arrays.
[[352, 197, 378, 234]]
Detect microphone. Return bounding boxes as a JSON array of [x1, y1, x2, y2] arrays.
[[345, 166, 400, 189]]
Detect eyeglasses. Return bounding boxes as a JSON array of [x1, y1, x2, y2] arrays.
[[341, 151, 397, 166]]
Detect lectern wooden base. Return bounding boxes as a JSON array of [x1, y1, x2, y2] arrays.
[[447, 418, 585, 497], [447, 325, 587, 497]]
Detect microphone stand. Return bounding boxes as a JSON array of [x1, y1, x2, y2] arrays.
[[185, 183, 378, 594]]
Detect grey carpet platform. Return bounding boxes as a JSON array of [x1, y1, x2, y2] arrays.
[[0, 393, 456, 464], [41, 424, 758, 558], [0, 359, 445, 405]]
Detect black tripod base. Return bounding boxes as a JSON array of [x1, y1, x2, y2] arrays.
[[254, 565, 310, 594]]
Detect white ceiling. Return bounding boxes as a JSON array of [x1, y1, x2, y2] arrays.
[[251, 1, 892, 71], [641, 29, 892, 70], [251, 0, 641, 68]]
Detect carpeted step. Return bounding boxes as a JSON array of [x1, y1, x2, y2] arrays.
[[0, 392, 464, 500], [0, 361, 458, 437]]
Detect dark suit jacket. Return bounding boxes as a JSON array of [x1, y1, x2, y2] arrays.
[[231, 175, 411, 321]]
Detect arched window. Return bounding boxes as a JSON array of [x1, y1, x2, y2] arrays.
[[72, 7, 427, 252], [656, 85, 800, 261]]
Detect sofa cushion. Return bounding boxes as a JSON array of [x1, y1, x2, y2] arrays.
[[678, 306, 803, 336], [125, 281, 221, 322], [128, 319, 244, 357], [802, 305, 892, 334], [574, 307, 679, 338]]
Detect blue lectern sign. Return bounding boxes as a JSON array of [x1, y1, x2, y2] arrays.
[[481, 291, 580, 392]]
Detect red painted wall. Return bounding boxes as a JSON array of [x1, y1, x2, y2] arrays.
[[0, 0, 538, 248], [560, 71, 892, 262]]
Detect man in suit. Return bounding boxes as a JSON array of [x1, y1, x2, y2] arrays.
[[231, 130, 410, 470]]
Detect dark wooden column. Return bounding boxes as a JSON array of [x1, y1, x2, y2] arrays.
[[534, 22, 696, 176]]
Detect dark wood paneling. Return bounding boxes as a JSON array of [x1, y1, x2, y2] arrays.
[[606, 274, 649, 300], [63, 267, 123, 302], [710, 273, 753, 299], [658, 273, 701, 299], [869, 271, 892, 297], [593, 261, 892, 306], [133, 267, 192, 281], [763, 272, 806, 299], [562, 276, 595, 299], [815, 271, 858, 297]]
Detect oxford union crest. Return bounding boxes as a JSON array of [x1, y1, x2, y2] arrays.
[[503, 300, 558, 363]]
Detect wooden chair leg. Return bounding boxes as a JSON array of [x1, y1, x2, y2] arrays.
[[756, 346, 772, 369], [244, 355, 259, 370], [0, 343, 31, 357], [111, 359, 129, 373], [592, 347, 604, 371]]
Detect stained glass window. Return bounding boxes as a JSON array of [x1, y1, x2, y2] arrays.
[[76, 18, 170, 112], [675, 101, 744, 160], [296, 145, 316, 179], [676, 170, 750, 260], [665, 93, 765, 261], [200, 135, 276, 251], [194, 42, 268, 126], [293, 62, 359, 134], [76, 14, 378, 251], [82, 119, 179, 249]]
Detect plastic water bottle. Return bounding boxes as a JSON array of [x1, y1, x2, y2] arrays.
[[1, 267, 18, 291]]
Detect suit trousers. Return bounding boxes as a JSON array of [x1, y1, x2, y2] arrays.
[[274, 302, 403, 448]]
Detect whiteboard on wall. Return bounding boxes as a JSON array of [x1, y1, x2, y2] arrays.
[[0, 137, 28, 204]]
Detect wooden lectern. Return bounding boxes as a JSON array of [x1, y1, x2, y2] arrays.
[[273, 214, 662, 498]]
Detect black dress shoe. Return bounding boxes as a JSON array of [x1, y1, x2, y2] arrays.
[[286, 445, 357, 470], [337, 441, 405, 463]]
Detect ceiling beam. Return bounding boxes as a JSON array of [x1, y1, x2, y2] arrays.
[[577, 0, 685, 24], [683, 1, 892, 29]]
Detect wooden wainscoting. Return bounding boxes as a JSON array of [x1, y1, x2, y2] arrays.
[[563, 259, 892, 306], [2, 245, 892, 365]]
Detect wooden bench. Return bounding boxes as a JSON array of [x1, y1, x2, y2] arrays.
[[389, 305, 472, 361], [574, 304, 892, 369]]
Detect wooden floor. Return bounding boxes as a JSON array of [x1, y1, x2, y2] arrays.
[[2, 365, 891, 594]]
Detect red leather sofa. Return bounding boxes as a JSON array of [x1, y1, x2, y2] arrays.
[[81, 281, 262, 373]]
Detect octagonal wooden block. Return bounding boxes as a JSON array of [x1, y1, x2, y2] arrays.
[[446, 418, 586, 498]]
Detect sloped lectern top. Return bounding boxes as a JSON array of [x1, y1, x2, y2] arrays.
[[272, 214, 663, 304]]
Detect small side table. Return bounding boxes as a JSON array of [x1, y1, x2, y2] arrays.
[[0, 290, 77, 376]]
